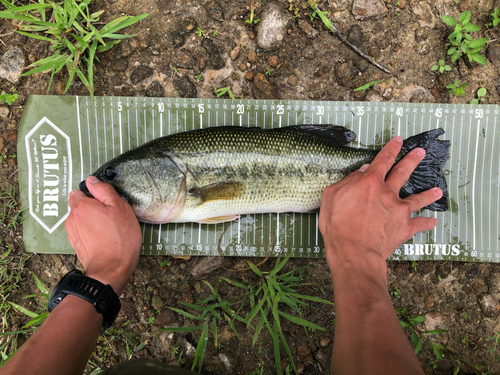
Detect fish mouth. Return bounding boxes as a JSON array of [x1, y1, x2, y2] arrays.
[[79, 180, 95, 199]]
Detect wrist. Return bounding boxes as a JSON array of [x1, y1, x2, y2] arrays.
[[84, 268, 130, 296]]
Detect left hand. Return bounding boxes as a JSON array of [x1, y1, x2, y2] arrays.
[[65, 176, 142, 295]]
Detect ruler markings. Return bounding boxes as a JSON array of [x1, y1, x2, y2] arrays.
[[480, 117, 487, 252], [110, 101, 115, 158], [490, 117, 497, 253], [76, 97, 84, 182]]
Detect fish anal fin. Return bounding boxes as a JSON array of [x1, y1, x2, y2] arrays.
[[189, 181, 246, 203], [199, 215, 239, 224]]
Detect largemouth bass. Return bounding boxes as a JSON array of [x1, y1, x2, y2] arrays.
[[80, 125, 450, 224]]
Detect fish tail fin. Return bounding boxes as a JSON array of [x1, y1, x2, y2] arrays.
[[399, 129, 450, 211]]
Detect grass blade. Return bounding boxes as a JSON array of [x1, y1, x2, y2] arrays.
[[100, 13, 148, 36], [168, 307, 206, 321], [191, 322, 209, 372], [269, 252, 293, 277], [179, 302, 218, 312], [212, 318, 218, 347], [288, 292, 335, 305], [15, 31, 52, 42], [8, 302, 37, 318], [158, 325, 204, 332], [272, 319, 281, 374], [247, 261, 263, 277], [278, 311, 325, 331], [22, 312, 48, 328], [121, 329, 137, 346]]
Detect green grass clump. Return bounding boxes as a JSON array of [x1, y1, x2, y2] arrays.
[[0, 0, 148, 99]]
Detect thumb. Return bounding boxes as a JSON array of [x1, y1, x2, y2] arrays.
[[85, 176, 122, 206]]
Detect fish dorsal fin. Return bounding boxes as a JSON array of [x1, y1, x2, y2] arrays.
[[189, 181, 246, 203], [284, 125, 356, 146]]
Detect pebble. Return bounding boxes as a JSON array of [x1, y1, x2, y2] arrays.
[[249, 31, 255, 39], [256, 1, 293, 51], [480, 293, 500, 317], [352, 0, 388, 21], [319, 337, 330, 347], [416, 42, 430, 55], [334, 62, 359, 87], [0, 137, 4, 153], [287, 76, 297, 86], [174, 76, 197, 98], [180, 263, 186, 270], [297, 343, 310, 356], [172, 32, 186, 48], [172, 52, 196, 69], [245, 71, 254, 80], [130, 66, 154, 84], [412, 2, 436, 29], [145, 81, 165, 97], [414, 27, 429, 43], [298, 20, 319, 39], [424, 312, 450, 331], [0, 46, 25, 84], [397, 0, 407, 8], [204, 0, 224, 22], [190, 257, 223, 279], [424, 295, 434, 309], [0, 106, 9, 119], [230, 45, 241, 60], [488, 42, 500, 73], [239, 63, 247, 71], [268, 55, 279, 67], [347, 25, 364, 47], [252, 72, 276, 99], [248, 50, 257, 63]]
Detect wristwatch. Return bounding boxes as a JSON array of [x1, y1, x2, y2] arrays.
[[48, 269, 121, 329]]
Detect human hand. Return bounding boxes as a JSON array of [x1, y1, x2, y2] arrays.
[[65, 176, 142, 295], [319, 136, 442, 273]]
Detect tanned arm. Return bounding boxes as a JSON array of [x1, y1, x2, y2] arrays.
[[319, 136, 441, 375]]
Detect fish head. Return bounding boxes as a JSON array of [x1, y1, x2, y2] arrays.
[[81, 151, 187, 223]]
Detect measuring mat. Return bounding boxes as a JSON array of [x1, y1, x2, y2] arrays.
[[17, 95, 500, 262]]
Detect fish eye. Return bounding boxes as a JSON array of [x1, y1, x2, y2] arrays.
[[105, 167, 116, 180]]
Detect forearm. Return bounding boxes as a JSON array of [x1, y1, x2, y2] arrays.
[[1, 295, 102, 375], [329, 250, 423, 375]]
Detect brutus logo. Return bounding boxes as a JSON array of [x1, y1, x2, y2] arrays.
[[400, 244, 461, 257], [25, 117, 72, 233]]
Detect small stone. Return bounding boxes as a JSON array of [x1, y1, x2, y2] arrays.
[[297, 343, 310, 357], [180, 16, 197, 32], [245, 71, 254, 80], [3, 129, 16, 142], [352, 0, 388, 20], [248, 50, 257, 63], [480, 293, 500, 317], [287, 76, 297, 86], [239, 63, 247, 71], [256, 1, 293, 50], [397, 0, 407, 8], [145, 81, 165, 97], [204, 0, 224, 22], [488, 42, 500, 73], [180, 263, 187, 270], [252, 72, 276, 99], [424, 312, 450, 331], [0, 138, 4, 153], [334, 62, 359, 87], [0, 106, 9, 119], [383, 87, 393, 99], [296, 362, 305, 374], [172, 52, 196, 69], [425, 295, 434, 309], [414, 27, 429, 43], [347, 25, 364, 47], [172, 32, 186, 48], [416, 42, 430, 55], [230, 45, 241, 60], [249, 31, 255, 39], [298, 20, 319, 39], [413, 2, 437, 29], [130, 66, 154, 84], [268, 55, 279, 67], [190, 257, 223, 279], [0, 46, 25, 84], [155, 309, 176, 326], [319, 337, 330, 347]]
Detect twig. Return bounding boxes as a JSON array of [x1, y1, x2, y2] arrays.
[[312, 5, 394, 76]]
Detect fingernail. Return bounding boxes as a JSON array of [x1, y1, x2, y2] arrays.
[[433, 188, 442, 197], [67, 190, 77, 202], [434, 218, 439, 226], [416, 148, 425, 157], [87, 176, 100, 184], [359, 164, 369, 172], [393, 136, 403, 144]]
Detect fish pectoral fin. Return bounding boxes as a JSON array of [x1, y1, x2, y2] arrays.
[[198, 215, 240, 224], [189, 181, 246, 203]]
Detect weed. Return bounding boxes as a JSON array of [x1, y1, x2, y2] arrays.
[[246, 0, 260, 24], [354, 80, 383, 93], [147, 316, 155, 324], [265, 68, 272, 76], [171, 345, 180, 356], [213, 85, 236, 100], [470, 87, 487, 104], [159, 280, 244, 373], [486, 7, 500, 28], [159, 258, 170, 267], [411, 261, 419, 272], [487, 332, 500, 361], [0, 187, 25, 231], [390, 287, 401, 299], [195, 74, 203, 81], [442, 11, 488, 65], [195, 27, 205, 37], [446, 80, 468, 96], [250, 360, 265, 375], [431, 59, 452, 74], [310, 4, 335, 34], [222, 252, 334, 374], [256, 341, 264, 356], [0, 91, 18, 106], [177, 351, 184, 366], [213, 30, 218, 36], [0, 1, 148, 99]]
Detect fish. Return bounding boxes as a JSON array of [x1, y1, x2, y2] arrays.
[[79, 125, 450, 224]]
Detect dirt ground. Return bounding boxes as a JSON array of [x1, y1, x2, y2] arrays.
[[2, 0, 500, 373]]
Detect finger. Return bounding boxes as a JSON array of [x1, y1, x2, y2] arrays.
[[386, 148, 425, 191], [359, 164, 369, 172], [403, 187, 443, 213], [369, 137, 403, 179], [67, 190, 88, 209], [407, 216, 438, 238], [86, 176, 123, 206]]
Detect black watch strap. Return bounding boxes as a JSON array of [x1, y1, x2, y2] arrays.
[[48, 269, 121, 329]]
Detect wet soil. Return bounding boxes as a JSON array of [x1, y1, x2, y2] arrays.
[[2, 0, 500, 373]]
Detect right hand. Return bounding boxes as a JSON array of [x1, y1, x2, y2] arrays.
[[65, 176, 142, 295], [319, 136, 442, 271]]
